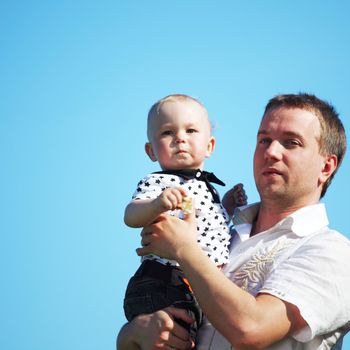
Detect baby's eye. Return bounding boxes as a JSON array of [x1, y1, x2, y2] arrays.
[[161, 130, 173, 136], [187, 128, 197, 134]]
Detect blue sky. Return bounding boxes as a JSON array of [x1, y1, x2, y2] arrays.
[[1, 1, 350, 349]]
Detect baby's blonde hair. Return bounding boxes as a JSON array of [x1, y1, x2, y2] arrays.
[[147, 94, 209, 140]]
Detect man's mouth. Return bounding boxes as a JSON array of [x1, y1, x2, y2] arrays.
[[262, 168, 282, 176]]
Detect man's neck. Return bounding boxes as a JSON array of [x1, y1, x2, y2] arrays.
[[250, 202, 308, 236], [250, 191, 322, 237]]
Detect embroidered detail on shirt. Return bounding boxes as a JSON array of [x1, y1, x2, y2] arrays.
[[231, 239, 292, 294]]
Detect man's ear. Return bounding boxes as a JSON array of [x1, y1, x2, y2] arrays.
[[145, 142, 157, 162], [319, 154, 337, 184], [205, 136, 216, 158]]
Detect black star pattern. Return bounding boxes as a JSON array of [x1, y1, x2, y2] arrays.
[[131, 172, 230, 267]]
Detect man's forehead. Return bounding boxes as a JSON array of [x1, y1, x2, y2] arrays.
[[259, 107, 321, 136], [262, 107, 319, 125]]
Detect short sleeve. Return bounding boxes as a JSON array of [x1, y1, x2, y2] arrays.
[[259, 230, 350, 341], [131, 174, 164, 200]]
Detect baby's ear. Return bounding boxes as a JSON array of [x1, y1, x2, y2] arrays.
[[205, 136, 216, 158], [145, 142, 157, 162]]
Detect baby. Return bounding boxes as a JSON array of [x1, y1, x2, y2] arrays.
[[123, 94, 246, 341]]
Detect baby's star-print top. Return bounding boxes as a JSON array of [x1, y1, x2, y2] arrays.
[[132, 171, 231, 266]]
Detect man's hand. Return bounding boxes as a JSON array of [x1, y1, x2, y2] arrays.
[[116, 307, 194, 350], [136, 206, 198, 261]]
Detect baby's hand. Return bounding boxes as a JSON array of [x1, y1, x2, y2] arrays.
[[222, 183, 247, 217], [155, 187, 188, 213], [232, 183, 247, 207]]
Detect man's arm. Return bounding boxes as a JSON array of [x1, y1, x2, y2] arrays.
[[117, 322, 141, 350], [137, 212, 307, 350]]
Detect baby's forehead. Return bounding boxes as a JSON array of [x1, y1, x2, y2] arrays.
[[157, 99, 208, 119]]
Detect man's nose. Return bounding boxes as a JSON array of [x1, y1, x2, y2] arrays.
[[265, 140, 283, 160]]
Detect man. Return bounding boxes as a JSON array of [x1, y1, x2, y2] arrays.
[[117, 93, 350, 349]]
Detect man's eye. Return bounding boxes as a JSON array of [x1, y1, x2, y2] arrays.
[[259, 138, 271, 145], [284, 139, 300, 147]]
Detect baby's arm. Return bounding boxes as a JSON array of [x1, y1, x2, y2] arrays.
[[124, 187, 189, 228], [221, 183, 247, 217]]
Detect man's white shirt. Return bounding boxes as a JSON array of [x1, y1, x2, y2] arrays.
[[197, 203, 350, 349]]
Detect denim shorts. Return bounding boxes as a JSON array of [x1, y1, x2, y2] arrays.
[[123, 260, 202, 342]]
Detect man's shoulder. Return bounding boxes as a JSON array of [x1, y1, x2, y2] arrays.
[[310, 227, 349, 244], [297, 227, 350, 260]]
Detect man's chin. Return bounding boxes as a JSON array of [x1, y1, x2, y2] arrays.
[[259, 186, 286, 200]]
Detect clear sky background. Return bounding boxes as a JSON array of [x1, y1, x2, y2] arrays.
[[1, 1, 350, 349]]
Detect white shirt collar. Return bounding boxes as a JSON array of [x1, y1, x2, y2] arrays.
[[281, 203, 329, 237], [233, 202, 329, 238]]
